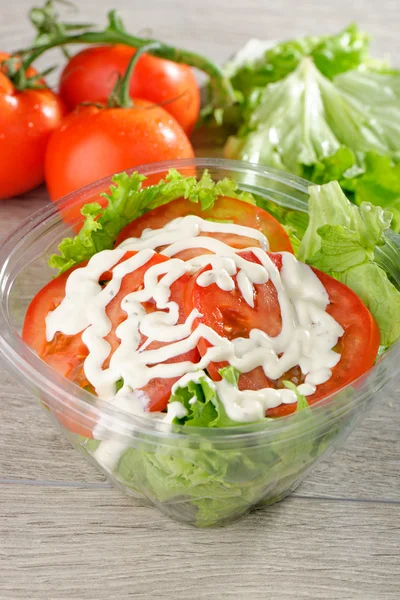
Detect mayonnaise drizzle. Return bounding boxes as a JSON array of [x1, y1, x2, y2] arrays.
[[46, 214, 344, 424]]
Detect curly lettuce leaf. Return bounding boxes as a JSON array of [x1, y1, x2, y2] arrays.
[[168, 367, 312, 428], [302, 147, 359, 185], [227, 25, 375, 99], [298, 181, 392, 261], [303, 150, 400, 233], [299, 182, 400, 346], [49, 169, 255, 275], [310, 25, 372, 79], [227, 58, 400, 172], [169, 367, 243, 428], [168, 373, 220, 428], [224, 34, 400, 227]]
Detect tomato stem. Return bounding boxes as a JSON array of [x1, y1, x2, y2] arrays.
[[29, 0, 94, 60], [108, 42, 161, 109], [0, 55, 56, 91], [20, 10, 235, 108]]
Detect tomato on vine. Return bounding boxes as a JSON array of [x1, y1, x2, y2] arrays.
[[59, 45, 201, 135], [45, 45, 195, 201], [0, 52, 65, 199]]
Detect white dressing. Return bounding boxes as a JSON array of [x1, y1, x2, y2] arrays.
[[46, 214, 344, 424], [164, 401, 188, 424], [215, 379, 298, 422]]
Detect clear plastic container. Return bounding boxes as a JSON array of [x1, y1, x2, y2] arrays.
[[0, 158, 398, 528]]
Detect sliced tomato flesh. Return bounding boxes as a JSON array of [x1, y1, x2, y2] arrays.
[[22, 264, 91, 383], [22, 264, 93, 436], [184, 250, 380, 418], [22, 251, 200, 433], [101, 251, 199, 412], [115, 196, 293, 257]]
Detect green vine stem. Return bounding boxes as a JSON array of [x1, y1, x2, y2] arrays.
[[0, 55, 56, 91], [108, 42, 161, 108], [20, 9, 235, 108]]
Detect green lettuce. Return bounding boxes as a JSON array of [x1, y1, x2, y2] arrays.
[[298, 181, 400, 346], [86, 378, 353, 527], [375, 228, 400, 289], [298, 181, 392, 261], [221, 25, 400, 230], [225, 58, 400, 174], [169, 367, 249, 428], [168, 367, 313, 428], [339, 264, 400, 346], [283, 380, 309, 412], [227, 25, 379, 97], [346, 153, 400, 232], [49, 169, 254, 275]]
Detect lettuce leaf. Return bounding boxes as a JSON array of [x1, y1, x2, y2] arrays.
[[222, 26, 400, 229], [49, 169, 255, 275], [339, 263, 400, 345], [306, 225, 371, 272], [283, 380, 309, 412], [348, 153, 400, 231], [169, 367, 245, 428], [375, 228, 400, 289], [303, 149, 400, 233], [168, 373, 221, 428], [168, 367, 312, 428], [97, 381, 352, 526], [299, 181, 400, 346], [227, 25, 377, 101], [226, 58, 400, 174], [298, 181, 392, 262]]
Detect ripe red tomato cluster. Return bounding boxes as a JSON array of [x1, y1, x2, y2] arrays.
[[0, 45, 199, 201]]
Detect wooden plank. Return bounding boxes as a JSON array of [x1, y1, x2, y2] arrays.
[[0, 485, 399, 600], [1, 0, 400, 65], [0, 368, 107, 484]]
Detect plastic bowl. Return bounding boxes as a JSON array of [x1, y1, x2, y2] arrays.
[[0, 158, 399, 528]]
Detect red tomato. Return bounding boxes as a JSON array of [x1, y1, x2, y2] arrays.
[[59, 45, 200, 135], [184, 251, 380, 418], [116, 196, 293, 254], [22, 265, 93, 437], [22, 252, 200, 429], [0, 52, 65, 199], [101, 251, 200, 412], [45, 99, 194, 201]]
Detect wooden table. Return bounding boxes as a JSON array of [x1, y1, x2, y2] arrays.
[[1, 1, 399, 598]]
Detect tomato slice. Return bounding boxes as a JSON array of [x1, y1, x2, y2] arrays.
[[22, 252, 200, 431], [184, 251, 380, 418], [115, 196, 293, 255], [101, 251, 199, 412], [22, 265, 93, 437], [22, 266, 90, 386]]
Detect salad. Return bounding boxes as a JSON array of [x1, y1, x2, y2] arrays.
[[21, 169, 400, 525]]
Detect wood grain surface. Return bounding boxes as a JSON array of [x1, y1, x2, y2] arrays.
[[1, 1, 400, 599]]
